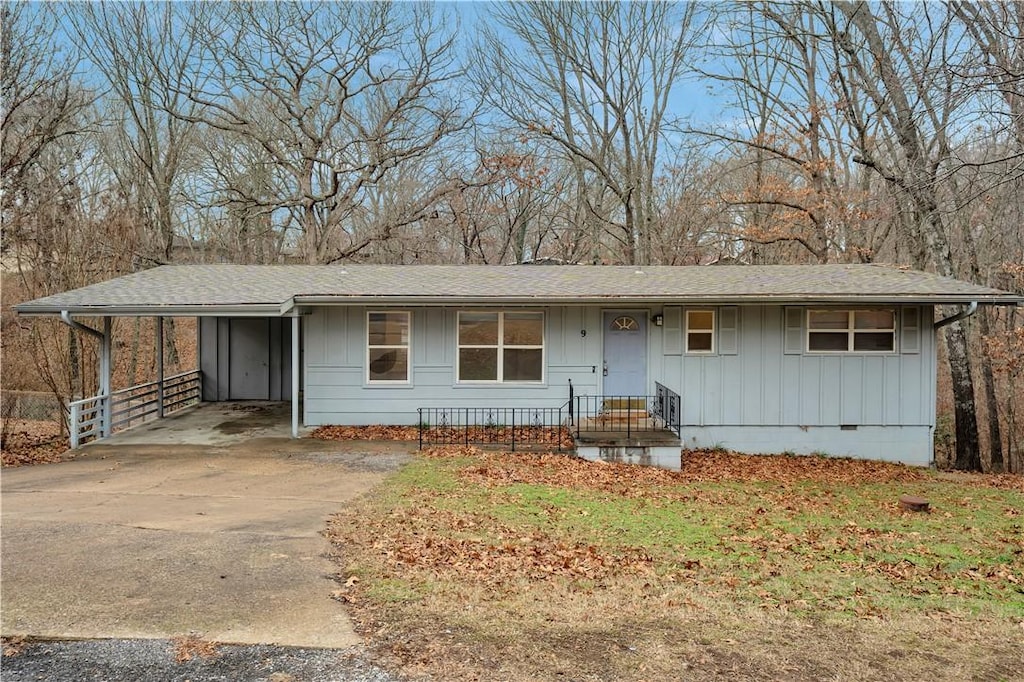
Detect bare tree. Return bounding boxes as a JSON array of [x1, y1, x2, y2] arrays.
[[692, 2, 894, 265], [473, 2, 707, 265], [178, 1, 466, 264], [1, 4, 90, 254], [807, 1, 987, 469], [64, 2, 208, 266]]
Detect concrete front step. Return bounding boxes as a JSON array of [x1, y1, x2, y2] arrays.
[[578, 413, 655, 430]]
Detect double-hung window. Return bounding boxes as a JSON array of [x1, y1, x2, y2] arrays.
[[686, 310, 715, 353], [807, 309, 895, 352], [457, 311, 543, 383], [367, 311, 410, 383]]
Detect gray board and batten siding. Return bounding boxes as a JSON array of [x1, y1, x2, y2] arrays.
[[303, 302, 936, 465]]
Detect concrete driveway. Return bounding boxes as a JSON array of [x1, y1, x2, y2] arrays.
[[1, 429, 411, 648]]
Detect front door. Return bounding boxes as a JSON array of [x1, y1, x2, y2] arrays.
[[228, 318, 271, 399], [603, 311, 647, 396]]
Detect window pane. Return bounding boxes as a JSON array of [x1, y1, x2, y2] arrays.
[[459, 313, 498, 345], [688, 311, 713, 331], [459, 348, 498, 381], [504, 312, 543, 345], [854, 332, 895, 352], [855, 310, 894, 330], [368, 348, 408, 381], [368, 312, 408, 345], [808, 332, 849, 351], [611, 316, 639, 331], [687, 332, 713, 352], [503, 348, 543, 381], [809, 311, 848, 330]]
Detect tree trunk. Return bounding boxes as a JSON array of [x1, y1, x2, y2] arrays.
[[164, 317, 179, 369], [128, 317, 141, 386], [975, 309, 1005, 471], [942, 317, 981, 471]]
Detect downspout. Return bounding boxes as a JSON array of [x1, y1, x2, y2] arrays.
[[60, 311, 113, 439], [60, 310, 103, 339], [934, 301, 978, 329]]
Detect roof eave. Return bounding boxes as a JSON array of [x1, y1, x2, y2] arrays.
[[14, 304, 287, 317], [295, 294, 1022, 306]]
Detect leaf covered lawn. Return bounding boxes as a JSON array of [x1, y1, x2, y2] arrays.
[[327, 447, 1024, 681]]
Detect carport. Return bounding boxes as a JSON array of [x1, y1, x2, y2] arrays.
[[14, 269, 305, 447]]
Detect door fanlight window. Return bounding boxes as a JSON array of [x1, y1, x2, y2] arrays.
[[611, 316, 639, 331]]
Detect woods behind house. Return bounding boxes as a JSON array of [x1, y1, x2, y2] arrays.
[[2, 2, 1022, 471]]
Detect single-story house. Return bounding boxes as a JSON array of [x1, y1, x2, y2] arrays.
[[14, 264, 1022, 465]]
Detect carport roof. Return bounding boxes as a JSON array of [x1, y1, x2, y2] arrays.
[[13, 263, 1023, 316]]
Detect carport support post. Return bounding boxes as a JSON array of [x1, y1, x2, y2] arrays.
[[155, 316, 164, 418], [291, 315, 300, 438], [101, 316, 112, 437]]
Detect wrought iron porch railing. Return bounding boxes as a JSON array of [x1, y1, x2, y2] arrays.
[[572, 383, 681, 439], [654, 382, 682, 436], [417, 406, 571, 451]]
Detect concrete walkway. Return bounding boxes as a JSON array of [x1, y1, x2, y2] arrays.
[[1, 433, 412, 648]]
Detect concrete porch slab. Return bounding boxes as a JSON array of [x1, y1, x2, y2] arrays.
[[96, 401, 307, 447]]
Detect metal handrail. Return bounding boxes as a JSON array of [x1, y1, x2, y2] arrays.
[[572, 389, 682, 438], [654, 382, 682, 436]]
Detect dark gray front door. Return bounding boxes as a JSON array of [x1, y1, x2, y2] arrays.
[[603, 311, 647, 396], [228, 318, 271, 399]]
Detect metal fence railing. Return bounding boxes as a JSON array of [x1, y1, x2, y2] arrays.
[[1, 390, 64, 422], [417, 406, 570, 451]]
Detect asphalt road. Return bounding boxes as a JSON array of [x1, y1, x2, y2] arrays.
[[2, 638, 401, 682]]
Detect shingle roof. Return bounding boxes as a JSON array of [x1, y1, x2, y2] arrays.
[[14, 264, 1022, 316]]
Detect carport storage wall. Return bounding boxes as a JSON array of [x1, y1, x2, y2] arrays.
[[200, 317, 293, 401]]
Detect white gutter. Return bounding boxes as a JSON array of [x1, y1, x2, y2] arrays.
[[60, 310, 104, 338], [293, 294, 1020, 307], [934, 301, 979, 329], [21, 305, 286, 317]]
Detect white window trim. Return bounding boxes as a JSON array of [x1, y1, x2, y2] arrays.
[[366, 310, 411, 384], [685, 309, 716, 354], [806, 309, 896, 354], [456, 311, 545, 384]]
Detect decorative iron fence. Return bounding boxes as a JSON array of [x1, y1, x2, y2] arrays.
[[70, 370, 202, 448], [417, 405, 571, 451]]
